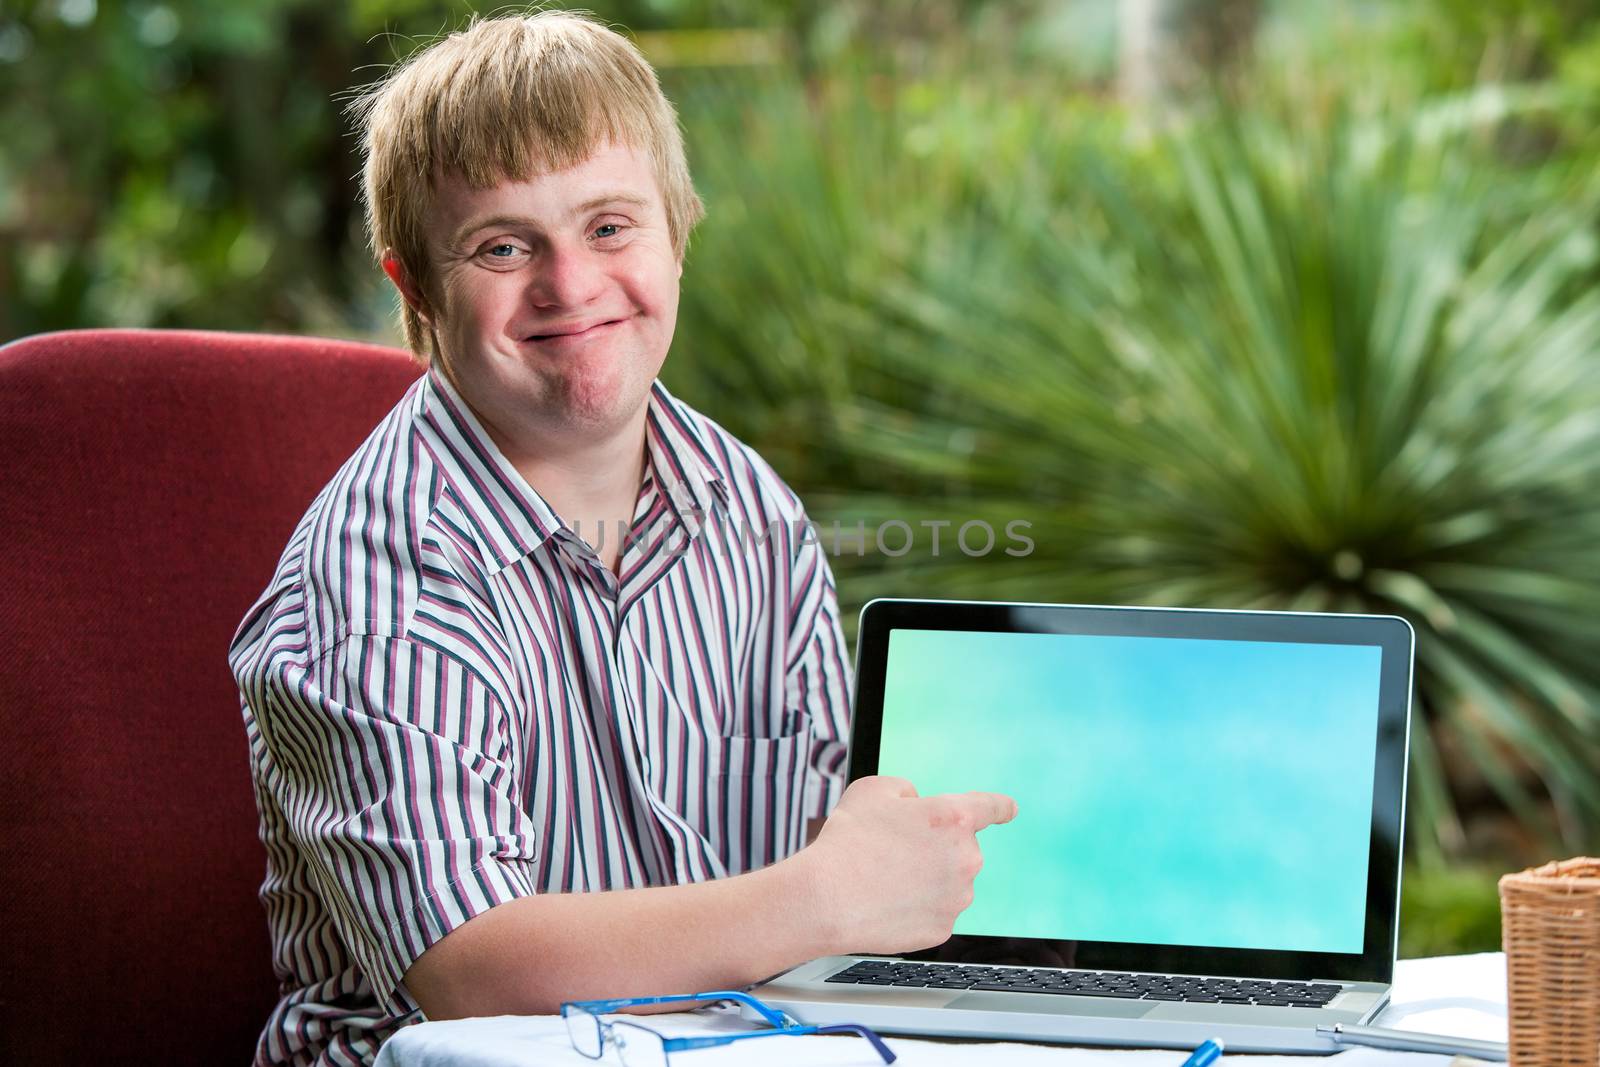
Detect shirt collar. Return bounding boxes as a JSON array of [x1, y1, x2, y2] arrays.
[[416, 372, 727, 574], [416, 370, 564, 573], [643, 379, 729, 528]]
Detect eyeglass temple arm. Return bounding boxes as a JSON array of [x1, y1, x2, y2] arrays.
[[664, 1023, 897, 1064], [562, 990, 791, 1029]]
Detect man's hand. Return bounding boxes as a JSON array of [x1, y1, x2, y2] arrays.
[[403, 775, 1015, 1018], [797, 775, 1018, 955]]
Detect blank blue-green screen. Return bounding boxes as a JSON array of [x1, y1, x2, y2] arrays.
[[877, 629, 1382, 954]]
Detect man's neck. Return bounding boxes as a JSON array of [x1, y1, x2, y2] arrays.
[[475, 402, 650, 573]]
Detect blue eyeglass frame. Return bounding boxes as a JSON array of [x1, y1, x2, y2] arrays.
[[559, 990, 897, 1064]]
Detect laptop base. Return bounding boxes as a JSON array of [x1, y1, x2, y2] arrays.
[[752, 956, 1391, 1055]]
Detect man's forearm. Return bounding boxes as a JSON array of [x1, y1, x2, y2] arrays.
[[405, 850, 836, 1020]]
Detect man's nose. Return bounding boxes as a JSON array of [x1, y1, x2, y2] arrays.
[[527, 242, 607, 308]]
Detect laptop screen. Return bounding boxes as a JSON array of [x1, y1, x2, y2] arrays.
[[876, 628, 1383, 956]]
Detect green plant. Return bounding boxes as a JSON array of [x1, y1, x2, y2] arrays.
[[672, 73, 1600, 866], [1399, 864, 1503, 957]]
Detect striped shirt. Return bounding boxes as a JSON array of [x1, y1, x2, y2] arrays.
[[229, 370, 852, 1066]]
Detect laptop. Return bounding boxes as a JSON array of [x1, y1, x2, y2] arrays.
[[753, 598, 1414, 1054]]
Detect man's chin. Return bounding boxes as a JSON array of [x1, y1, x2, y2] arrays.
[[542, 367, 652, 434], [449, 351, 658, 445]]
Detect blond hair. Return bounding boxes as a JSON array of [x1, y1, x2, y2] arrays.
[[348, 9, 705, 360]]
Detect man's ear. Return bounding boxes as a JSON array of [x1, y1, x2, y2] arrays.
[[381, 250, 432, 324]]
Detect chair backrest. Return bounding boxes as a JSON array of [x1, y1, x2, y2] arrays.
[[0, 329, 423, 1065]]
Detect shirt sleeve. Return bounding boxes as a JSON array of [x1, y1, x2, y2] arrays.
[[247, 632, 539, 1015], [784, 525, 854, 820]]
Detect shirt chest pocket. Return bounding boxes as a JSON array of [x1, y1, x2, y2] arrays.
[[708, 709, 812, 871]]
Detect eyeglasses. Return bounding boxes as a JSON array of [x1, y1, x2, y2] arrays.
[[560, 990, 897, 1067]]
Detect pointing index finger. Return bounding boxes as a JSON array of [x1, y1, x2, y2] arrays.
[[956, 791, 1018, 829]]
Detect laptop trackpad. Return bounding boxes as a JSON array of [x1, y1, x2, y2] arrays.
[[949, 992, 1155, 1018]]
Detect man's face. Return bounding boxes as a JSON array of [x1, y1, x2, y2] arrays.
[[418, 141, 681, 444]]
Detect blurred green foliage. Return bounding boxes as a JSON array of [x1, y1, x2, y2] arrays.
[[1400, 864, 1503, 958], [3, 0, 1596, 957], [0, 0, 792, 337]]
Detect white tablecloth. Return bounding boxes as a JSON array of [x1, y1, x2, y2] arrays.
[[375, 953, 1508, 1067]]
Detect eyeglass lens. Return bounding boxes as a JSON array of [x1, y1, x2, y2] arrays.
[[563, 1003, 604, 1058], [609, 1021, 669, 1067]]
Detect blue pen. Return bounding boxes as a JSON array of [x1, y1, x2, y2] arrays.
[[1179, 1038, 1224, 1067]]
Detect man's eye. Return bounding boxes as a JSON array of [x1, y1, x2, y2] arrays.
[[593, 224, 622, 239], [486, 244, 520, 258]]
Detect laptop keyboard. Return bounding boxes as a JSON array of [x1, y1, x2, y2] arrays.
[[824, 960, 1341, 1007]]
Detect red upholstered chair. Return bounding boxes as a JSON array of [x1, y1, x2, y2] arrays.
[[0, 329, 423, 1065]]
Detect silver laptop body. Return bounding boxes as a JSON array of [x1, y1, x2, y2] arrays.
[[754, 599, 1415, 1054]]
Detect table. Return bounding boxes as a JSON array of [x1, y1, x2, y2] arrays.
[[374, 953, 1508, 1067]]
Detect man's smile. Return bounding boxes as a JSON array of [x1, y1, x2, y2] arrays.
[[526, 317, 627, 344]]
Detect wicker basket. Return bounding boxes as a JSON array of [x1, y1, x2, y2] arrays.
[[1498, 857, 1600, 1067]]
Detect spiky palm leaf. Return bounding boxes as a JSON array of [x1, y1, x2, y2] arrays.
[[672, 74, 1600, 864]]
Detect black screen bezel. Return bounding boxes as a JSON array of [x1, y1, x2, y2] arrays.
[[847, 598, 1413, 983]]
